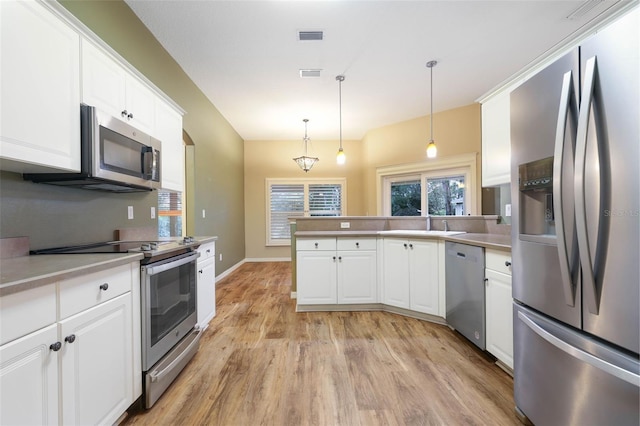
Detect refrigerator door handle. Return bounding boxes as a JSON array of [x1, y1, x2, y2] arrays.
[[553, 70, 577, 307], [518, 311, 640, 387], [575, 56, 599, 315]]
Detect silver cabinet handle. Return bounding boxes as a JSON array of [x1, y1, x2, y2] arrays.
[[518, 311, 639, 386], [575, 56, 600, 315], [553, 70, 578, 307]]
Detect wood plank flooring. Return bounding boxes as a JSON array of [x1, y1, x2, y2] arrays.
[[124, 262, 519, 425]]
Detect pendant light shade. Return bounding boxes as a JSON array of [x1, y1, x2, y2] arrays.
[[336, 75, 346, 165], [426, 60, 438, 159], [293, 119, 318, 172]]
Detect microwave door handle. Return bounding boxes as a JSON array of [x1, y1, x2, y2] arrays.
[[141, 146, 153, 180], [575, 56, 600, 315], [553, 70, 578, 307]]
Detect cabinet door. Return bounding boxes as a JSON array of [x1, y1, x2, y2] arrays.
[[81, 39, 127, 120], [297, 251, 337, 304], [382, 239, 410, 309], [485, 269, 513, 368], [59, 293, 133, 426], [125, 75, 156, 134], [1, 0, 80, 173], [155, 101, 184, 192], [0, 324, 59, 425], [197, 258, 216, 328], [481, 91, 511, 186], [409, 240, 440, 315], [337, 251, 377, 304]]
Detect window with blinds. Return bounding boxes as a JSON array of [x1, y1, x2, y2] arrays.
[[266, 179, 346, 245]]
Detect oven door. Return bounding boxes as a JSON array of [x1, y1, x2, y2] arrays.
[[141, 251, 199, 370]]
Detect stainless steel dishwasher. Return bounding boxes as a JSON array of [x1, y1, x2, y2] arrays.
[[445, 241, 486, 350]]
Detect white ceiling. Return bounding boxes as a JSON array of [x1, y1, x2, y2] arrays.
[[124, 0, 626, 141]]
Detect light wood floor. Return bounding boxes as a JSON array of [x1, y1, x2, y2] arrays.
[[124, 262, 519, 425]]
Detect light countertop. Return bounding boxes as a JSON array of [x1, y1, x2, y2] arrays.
[[0, 253, 144, 296]]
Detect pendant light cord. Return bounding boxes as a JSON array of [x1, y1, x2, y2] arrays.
[[337, 75, 344, 150], [429, 64, 433, 141]]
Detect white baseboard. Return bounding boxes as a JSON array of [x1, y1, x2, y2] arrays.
[[215, 259, 246, 281], [244, 257, 291, 262]]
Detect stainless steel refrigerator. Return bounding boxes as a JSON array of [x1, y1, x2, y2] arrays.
[[510, 8, 639, 425]]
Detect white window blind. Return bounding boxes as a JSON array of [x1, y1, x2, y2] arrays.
[[266, 179, 346, 245], [269, 184, 304, 241], [309, 184, 342, 216]]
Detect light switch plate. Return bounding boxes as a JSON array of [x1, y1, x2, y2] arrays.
[[505, 204, 512, 217], [127, 206, 134, 220], [150, 207, 156, 219]]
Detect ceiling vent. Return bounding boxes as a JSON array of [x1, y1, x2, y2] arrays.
[[298, 31, 324, 41], [299, 69, 322, 78]]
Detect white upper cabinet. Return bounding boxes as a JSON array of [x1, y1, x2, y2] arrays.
[[154, 101, 184, 192], [81, 40, 155, 134], [481, 91, 511, 187], [0, 0, 81, 173]]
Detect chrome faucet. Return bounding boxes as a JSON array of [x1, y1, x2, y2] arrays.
[[443, 220, 449, 232], [426, 214, 431, 231]]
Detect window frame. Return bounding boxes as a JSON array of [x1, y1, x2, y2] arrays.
[[265, 178, 347, 246], [377, 153, 477, 217]]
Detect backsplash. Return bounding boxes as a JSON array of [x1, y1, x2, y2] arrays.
[[0, 171, 157, 250]]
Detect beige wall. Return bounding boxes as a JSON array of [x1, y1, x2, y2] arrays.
[[362, 103, 482, 216], [59, 0, 245, 274], [245, 103, 482, 259], [244, 139, 364, 259]]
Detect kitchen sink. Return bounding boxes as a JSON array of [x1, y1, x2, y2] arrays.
[[378, 230, 465, 237]]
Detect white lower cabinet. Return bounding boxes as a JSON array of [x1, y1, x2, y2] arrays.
[[485, 249, 514, 369], [383, 238, 440, 316], [297, 250, 338, 305], [0, 262, 139, 425], [297, 238, 377, 306], [59, 294, 133, 425], [0, 324, 59, 425], [197, 242, 216, 329]]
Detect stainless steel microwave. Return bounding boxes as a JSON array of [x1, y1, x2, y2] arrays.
[[24, 104, 161, 192]]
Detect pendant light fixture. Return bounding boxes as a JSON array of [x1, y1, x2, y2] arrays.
[[426, 60, 438, 158], [293, 118, 319, 172], [336, 75, 346, 165]]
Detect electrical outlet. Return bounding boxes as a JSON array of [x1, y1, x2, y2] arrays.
[[505, 204, 512, 217], [127, 206, 134, 220], [340, 222, 351, 229], [202, 209, 206, 218], [150, 207, 156, 219]]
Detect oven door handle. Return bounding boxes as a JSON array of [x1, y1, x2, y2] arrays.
[[149, 330, 201, 383], [145, 252, 200, 276]]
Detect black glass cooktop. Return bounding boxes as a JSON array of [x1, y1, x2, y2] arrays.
[[31, 242, 145, 254]]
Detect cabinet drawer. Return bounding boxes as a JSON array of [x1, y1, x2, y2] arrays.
[[297, 238, 336, 251], [59, 264, 133, 319], [337, 238, 377, 251], [198, 242, 215, 261], [485, 249, 512, 275], [0, 284, 56, 345]]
